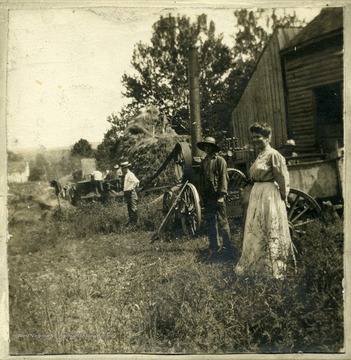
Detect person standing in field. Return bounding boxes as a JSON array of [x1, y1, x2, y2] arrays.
[[197, 136, 234, 258], [91, 169, 103, 195], [120, 161, 140, 226], [113, 164, 123, 191], [235, 123, 295, 279]]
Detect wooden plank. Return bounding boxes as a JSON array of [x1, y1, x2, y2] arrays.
[[286, 63, 343, 81], [284, 43, 343, 70], [288, 109, 315, 117], [286, 73, 344, 90]]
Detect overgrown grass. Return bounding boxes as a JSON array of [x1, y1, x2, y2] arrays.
[[8, 182, 344, 354]]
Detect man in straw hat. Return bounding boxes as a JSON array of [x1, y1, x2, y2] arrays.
[[197, 136, 234, 258], [280, 139, 299, 165], [120, 161, 140, 226], [113, 164, 123, 191]]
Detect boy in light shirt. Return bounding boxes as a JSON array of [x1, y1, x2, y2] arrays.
[[120, 161, 140, 226]]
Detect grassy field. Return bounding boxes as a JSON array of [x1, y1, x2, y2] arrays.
[[7, 182, 344, 355]]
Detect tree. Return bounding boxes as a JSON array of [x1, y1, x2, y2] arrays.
[[70, 138, 94, 158], [121, 13, 232, 135], [95, 127, 120, 170], [28, 153, 49, 181], [98, 9, 308, 167]]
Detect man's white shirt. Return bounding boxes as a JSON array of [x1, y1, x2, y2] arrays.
[[123, 170, 139, 191]]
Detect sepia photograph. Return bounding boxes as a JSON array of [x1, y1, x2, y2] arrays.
[[1, 1, 349, 358]]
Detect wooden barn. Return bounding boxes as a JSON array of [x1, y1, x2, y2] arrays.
[[231, 7, 343, 169], [280, 7, 343, 154]]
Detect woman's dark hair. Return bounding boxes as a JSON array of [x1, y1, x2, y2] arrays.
[[249, 123, 271, 138]]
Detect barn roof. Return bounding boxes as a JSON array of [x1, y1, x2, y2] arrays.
[[282, 7, 343, 53], [8, 161, 28, 173]]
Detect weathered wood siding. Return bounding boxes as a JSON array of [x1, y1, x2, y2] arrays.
[[231, 29, 300, 165], [282, 36, 343, 153]]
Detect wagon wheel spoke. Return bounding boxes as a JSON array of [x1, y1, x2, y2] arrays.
[[292, 219, 317, 228], [287, 188, 321, 238], [291, 203, 313, 223], [180, 193, 197, 235], [177, 183, 201, 237], [288, 196, 300, 220]]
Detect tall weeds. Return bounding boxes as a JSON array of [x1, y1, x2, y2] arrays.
[[8, 183, 344, 354]]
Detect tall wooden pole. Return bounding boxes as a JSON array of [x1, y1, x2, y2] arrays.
[[188, 47, 202, 158]]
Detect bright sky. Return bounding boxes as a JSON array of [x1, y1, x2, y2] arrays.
[[6, 6, 321, 150]]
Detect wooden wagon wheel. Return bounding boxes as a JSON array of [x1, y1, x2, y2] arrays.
[[226, 168, 251, 221], [287, 188, 322, 237], [173, 142, 193, 182], [177, 182, 202, 237], [227, 168, 251, 189], [153, 181, 200, 241]]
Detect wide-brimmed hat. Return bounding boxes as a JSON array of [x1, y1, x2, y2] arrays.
[[197, 136, 221, 152], [285, 139, 296, 147], [120, 161, 131, 168]]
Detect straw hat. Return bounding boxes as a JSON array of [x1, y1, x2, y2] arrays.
[[197, 136, 221, 152], [285, 139, 296, 147], [120, 161, 131, 168]]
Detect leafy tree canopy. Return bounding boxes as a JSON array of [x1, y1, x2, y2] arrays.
[[99, 9, 308, 165], [28, 153, 49, 181], [121, 13, 232, 135], [71, 138, 94, 158], [95, 126, 120, 170]]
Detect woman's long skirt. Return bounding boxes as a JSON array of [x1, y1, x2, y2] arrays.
[[235, 182, 294, 279]]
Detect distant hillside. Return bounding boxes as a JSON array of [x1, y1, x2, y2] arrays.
[[10, 141, 101, 159], [10, 147, 72, 163]]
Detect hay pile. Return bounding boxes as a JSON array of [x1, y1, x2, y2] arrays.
[[117, 132, 190, 188], [115, 106, 190, 187]]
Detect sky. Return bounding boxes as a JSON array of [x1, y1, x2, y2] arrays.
[[5, 6, 321, 151]]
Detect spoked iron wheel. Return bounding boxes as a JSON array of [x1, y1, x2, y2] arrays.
[[287, 188, 322, 237], [177, 183, 202, 237]]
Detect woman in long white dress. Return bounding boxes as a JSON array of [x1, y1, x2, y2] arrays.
[[235, 123, 294, 279]]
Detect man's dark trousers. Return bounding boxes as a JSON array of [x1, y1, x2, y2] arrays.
[[204, 197, 232, 252]]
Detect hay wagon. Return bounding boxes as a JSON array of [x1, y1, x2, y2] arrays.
[[70, 178, 123, 205]]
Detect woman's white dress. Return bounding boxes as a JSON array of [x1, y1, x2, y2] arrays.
[[235, 145, 294, 279]]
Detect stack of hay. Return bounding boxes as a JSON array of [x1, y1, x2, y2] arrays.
[[114, 105, 190, 188]]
